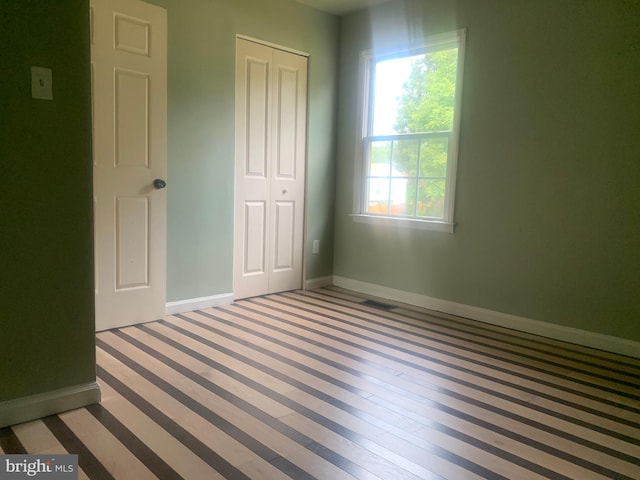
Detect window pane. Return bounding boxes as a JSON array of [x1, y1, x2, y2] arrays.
[[391, 139, 419, 177], [367, 178, 389, 214], [370, 140, 391, 176], [373, 48, 458, 136], [372, 54, 423, 136], [390, 178, 416, 215], [419, 138, 449, 177], [417, 179, 445, 218]]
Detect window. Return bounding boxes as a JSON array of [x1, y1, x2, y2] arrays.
[[354, 30, 466, 232]]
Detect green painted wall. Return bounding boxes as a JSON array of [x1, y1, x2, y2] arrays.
[[0, 0, 96, 401], [334, 0, 640, 341], [145, 0, 339, 301]]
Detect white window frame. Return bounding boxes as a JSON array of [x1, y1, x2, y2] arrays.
[[351, 29, 466, 233]]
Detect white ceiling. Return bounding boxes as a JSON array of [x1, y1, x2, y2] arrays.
[[294, 0, 391, 15]]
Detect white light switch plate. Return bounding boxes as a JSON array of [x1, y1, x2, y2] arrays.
[[31, 66, 53, 100]]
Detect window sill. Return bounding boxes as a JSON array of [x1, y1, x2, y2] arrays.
[[350, 214, 455, 233]]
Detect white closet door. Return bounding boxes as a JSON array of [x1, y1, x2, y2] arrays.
[[234, 38, 307, 299]]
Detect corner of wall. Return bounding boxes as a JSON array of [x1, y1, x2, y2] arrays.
[[305, 276, 335, 290], [165, 293, 234, 315]]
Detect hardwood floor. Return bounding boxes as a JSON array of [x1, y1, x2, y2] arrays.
[[2, 287, 639, 479]]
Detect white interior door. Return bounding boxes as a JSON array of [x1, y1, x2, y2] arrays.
[[234, 38, 308, 300], [91, 0, 167, 331]]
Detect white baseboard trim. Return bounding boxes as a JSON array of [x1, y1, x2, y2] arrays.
[[0, 382, 101, 428], [333, 276, 640, 359], [305, 276, 334, 290], [165, 293, 234, 315]]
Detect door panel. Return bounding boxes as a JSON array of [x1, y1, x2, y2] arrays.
[[115, 69, 149, 167], [246, 58, 270, 177], [234, 38, 307, 299], [244, 201, 267, 275], [114, 13, 150, 55], [274, 66, 299, 179], [116, 196, 149, 289], [92, 0, 167, 331], [273, 201, 295, 271]]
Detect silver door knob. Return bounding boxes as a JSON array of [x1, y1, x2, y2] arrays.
[[282, 188, 288, 194], [153, 179, 167, 189]]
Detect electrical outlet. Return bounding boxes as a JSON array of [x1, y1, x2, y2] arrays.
[[312, 240, 320, 254]]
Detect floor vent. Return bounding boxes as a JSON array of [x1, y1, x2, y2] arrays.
[[362, 299, 396, 310]]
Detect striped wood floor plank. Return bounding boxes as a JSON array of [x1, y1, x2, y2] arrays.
[[226, 296, 640, 454], [1, 287, 638, 479], [199, 302, 624, 474], [269, 294, 640, 400], [218, 296, 636, 476], [283, 291, 640, 388], [319, 288, 640, 373], [268, 292, 640, 420]]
